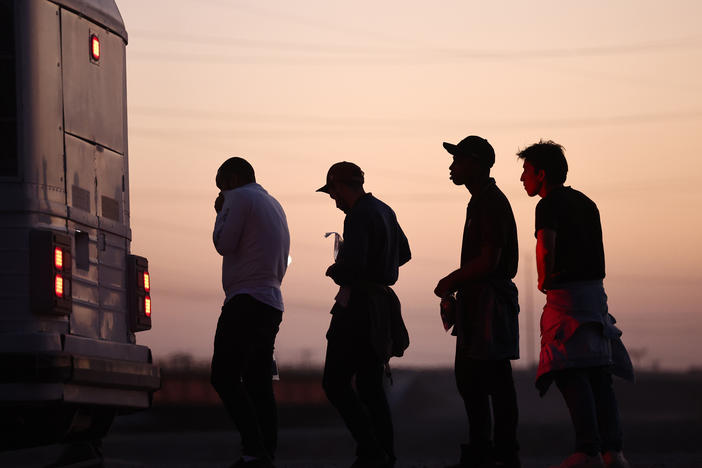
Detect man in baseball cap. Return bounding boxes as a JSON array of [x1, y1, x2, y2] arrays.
[[436, 135, 521, 468], [317, 161, 411, 468], [316, 161, 365, 213], [442, 135, 496, 169], [316, 161, 365, 192]]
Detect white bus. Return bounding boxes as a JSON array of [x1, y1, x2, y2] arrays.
[[0, 0, 159, 449]]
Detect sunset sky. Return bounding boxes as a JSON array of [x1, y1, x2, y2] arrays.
[[116, 0, 702, 370]]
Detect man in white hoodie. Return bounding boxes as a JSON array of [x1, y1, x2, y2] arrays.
[[211, 157, 290, 468]]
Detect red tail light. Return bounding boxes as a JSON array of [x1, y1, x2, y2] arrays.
[[55, 274, 64, 298], [128, 255, 151, 331], [54, 247, 63, 270], [30, 230, 72, 315], [90, 34, 100, 61]]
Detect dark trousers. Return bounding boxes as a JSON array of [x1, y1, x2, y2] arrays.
[[322, 305, 394, 460], [210, 294, 282, 459], [455, 351, 519, 460], [554, 367, 623, 456]]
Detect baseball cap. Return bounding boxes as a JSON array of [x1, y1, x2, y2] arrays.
[[316, 162, 365, 193], [442, 135, 495, 168]]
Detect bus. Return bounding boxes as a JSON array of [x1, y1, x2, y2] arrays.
[[0, 0, 159, 449]]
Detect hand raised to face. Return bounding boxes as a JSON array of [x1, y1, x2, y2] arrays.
[[214, 192, 225, 213]]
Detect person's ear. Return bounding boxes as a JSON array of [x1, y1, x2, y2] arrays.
[[537, 168, 546, 184]]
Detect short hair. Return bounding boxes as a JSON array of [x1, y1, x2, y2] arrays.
[[218, 157, 255, 185], [517, 140, 568, 185]]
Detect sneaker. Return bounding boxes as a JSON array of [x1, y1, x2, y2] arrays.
[[602, 451, 630, 468], [46, 441, 104, 467], [549, 452, 605, 468]]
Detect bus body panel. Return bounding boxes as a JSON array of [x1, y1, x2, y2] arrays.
[[0, 0, 159, 449], [15, 0, 65, 208], [61, 7, 126, 154]]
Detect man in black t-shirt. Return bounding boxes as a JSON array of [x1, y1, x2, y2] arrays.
[[534, 187, 605, 286], [435, 135, 521, 468], [518, 141, 633, 468]]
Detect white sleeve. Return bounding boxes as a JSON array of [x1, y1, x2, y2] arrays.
[[213, 191, 249, 256]]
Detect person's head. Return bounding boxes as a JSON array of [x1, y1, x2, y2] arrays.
[[517, 140, 568, 197], [442, 135, 494, 189], [216, 157, 256, 191], [316, 161, 365, 213]]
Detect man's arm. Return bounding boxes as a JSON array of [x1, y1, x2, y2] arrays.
[[213, 191, 248, 256], [536, 228, 557, 293], [434, 244, 502, 298]]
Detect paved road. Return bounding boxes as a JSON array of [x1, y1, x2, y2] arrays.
[[1, 430, 701, 468]]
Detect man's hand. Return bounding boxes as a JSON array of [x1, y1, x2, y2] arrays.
[[214, 192, 225, 213], [434, 275, 454, 298], [536, 228, 556, 295], [537, 276, 547, 294]]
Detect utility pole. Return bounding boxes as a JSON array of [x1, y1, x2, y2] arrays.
[[523, 255, 537, 369]]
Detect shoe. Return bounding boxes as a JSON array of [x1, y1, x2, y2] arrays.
[[549, 452, 605, 468], [46, 441, 104, 467], [602, 451, 630, 468], [229, 457, 274, 468]]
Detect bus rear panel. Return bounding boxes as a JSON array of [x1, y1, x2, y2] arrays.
[[0, 0, 159, 449]]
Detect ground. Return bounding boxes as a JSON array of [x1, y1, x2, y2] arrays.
[[1, 369, 700, 467]]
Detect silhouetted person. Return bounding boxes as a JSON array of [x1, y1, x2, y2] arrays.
[[211, 157, 290, 468], [317, 162, 411, 468], [518, 141, 633, 468], [435, 136, 521, 468]]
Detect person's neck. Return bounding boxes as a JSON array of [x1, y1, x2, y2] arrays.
[[466, 176, 491, 196], [540, 182, 563, 198], [346, 190, 366, 209]]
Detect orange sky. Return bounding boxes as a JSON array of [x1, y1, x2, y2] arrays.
[[117, 0, 702, 370]]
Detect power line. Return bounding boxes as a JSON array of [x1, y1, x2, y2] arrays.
[[130, 28, 702, 61], [128, 108, 702, 134], [190, 0, 426, 46], [129, 30, 420, 56]]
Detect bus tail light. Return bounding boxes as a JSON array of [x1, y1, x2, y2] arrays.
[[128, 255, 151, 332], [30, 230, 72, 315], [90, 33, 100, 62], [55, 275, 64, 298], [54, 247, 63, 270]]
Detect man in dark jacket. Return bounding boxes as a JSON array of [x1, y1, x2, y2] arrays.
[[317, 161, 411, 468], [435, 136, 521, 468]]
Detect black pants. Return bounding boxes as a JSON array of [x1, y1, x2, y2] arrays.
[[210, 294, 282, 459], [454, 351, 519, 460], [554, 367, 623, 456], [322, 304, 394, 460]]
